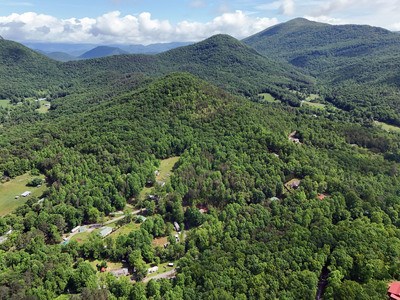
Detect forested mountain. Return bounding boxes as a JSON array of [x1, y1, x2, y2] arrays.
[[0, 39, 64, 100], [244, 18, 400, 124], [79, 46, 129, 59], [41, 51, 77, 62], [1, 34, 311, 105], [2, 23, 400, 299]]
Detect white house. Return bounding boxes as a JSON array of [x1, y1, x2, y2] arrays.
[[21, 191, 31, 197], [148, 266, 159, 274]]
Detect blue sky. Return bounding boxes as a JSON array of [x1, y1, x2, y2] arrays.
[[0, 0, 399, 44]]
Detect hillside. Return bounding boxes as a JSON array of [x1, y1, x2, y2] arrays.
[[43, 51, 77, 62], [244, 18, 400, 123], [0, 39, 65, 100], [1, 70, 400, 298], [62, 34, 314, 102], [79, 46, 129, 59]]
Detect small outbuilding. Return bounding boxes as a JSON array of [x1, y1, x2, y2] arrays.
[[173, 222, 180, 232], [99, 227, 113, 238], [21, 191, 31, 197]]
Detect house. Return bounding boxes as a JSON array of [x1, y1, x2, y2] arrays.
[[173, 222, 180, 232], [21, 191, 31, 197], [317, 194, 327, 200], [148, 266, 159, 274], [290, 180, 301, 189], [388, 282, 400, 300], [99, 226, 113, 238], [71, 226, 80, 233], [168, 263, 174, 267], [110, 268, 129, 277]]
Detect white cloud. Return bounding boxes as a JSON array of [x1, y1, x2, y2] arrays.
[[303, 15, 346, 25], [279, 0, 295, 15], [0, 10, 278, 44]]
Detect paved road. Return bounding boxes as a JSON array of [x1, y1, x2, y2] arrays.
[[143, 269, 176, 283]]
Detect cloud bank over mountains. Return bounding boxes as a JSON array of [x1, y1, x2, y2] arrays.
[[0, 10, 277, 44]]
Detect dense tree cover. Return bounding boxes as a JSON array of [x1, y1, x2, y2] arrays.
[[2, 29, 400, 299], [244, 18, 400, 124], [0, 71, 400, 299]]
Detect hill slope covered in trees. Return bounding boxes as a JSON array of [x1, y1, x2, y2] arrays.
[[244, 18, 400, 124]]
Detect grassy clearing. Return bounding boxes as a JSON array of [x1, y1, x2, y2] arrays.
[[152, 236, 168, 248], [36, 101, 51, 114], [0, 99, 11, 108], [302, 101, 326, 110], [145, 262, 175, 278], [139, 156, 180, 200], [0, 173, 46, 216], [70, 231, 96, 243], [258, 93, 280, 103], [157, 156, 180, 183], [88, 259, 125, 271], [305, 94, 321, 101], [109, 222, 140, 239], [374, 121, 400, 133]]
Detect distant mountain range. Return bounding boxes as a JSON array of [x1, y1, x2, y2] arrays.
[[23, 41, 192, 61]]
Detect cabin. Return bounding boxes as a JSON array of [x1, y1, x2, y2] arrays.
[[21, 191, 31, 197], [168, 263, 174, 267], [388, 282, 400, 300], [173, 222, 181, 232], [148, 266, 159, 274], [99, 226, 113, 238], [110, 268, 129, 277], [317, 194, 327, 200]]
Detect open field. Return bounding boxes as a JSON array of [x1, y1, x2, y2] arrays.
[[374, 121, 400, 133], [144, 262, 175, 279], [0, 99, 11, 108], [305, 94, 321, 101], [301, 101, 326, 110], [152, 236, 168, 247], [258, 93, 280, 103], [109, 222, 140, 239], [139, 156, 180, 199], [36, 101, 51, 114], [88, 259, 125, 271], [0, 173, 46, 216], [156, 156, 180, 183]]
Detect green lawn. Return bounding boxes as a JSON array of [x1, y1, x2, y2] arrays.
[[145, 262, 175, 279], [36, 101, 51, 114], [0, 173, 46, 216], [258, 93, 280, 103], [0, 99, 11, 108], [305, 94, 321, 101], [70, 230, 96, 243], [157, 156, 180, 183], [109, 222, 140, 239], [88, 259, 125, 271], [302, 101, 326, 110], [374, 121, 400, 133]]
